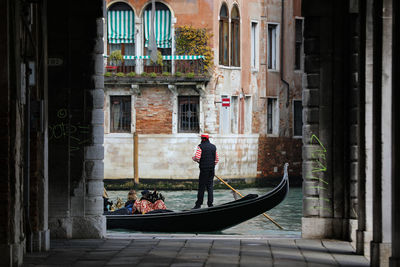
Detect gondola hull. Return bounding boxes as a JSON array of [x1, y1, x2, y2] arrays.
[[106, 168, 289, 233]]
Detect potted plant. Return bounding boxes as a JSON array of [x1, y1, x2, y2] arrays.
[[186, 72, 195, 78], [109, 50, 123, 67]]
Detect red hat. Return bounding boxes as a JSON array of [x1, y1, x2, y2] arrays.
[[201, 133, 209, 139]]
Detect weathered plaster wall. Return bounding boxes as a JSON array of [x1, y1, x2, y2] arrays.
[[104, 132, 259, 179], [104, 89, 258, 179], [256, 0, 303, 178], [117, 134, 259, 179], [104, 136, 134, 179]]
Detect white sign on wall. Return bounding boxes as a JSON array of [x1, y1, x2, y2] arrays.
[[220, 95, 230, 134]]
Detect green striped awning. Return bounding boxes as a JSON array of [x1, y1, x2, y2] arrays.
[[120, 55, 204, 60], [144, 10, 172, 48], [162, 55, 205, 60], [108, 10, 135, 44]]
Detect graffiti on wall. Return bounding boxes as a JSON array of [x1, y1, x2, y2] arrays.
[[306, 134, 331, 213], [48, 108, 90, 153]]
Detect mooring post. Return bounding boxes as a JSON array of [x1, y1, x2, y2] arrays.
[[134, 132, 139, 184]]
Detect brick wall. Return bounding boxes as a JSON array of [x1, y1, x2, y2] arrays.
[[257, 135, 302, 179], [135, 86, 173, 134]]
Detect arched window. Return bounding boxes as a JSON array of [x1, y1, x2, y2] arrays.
[[219, 4, 229, 66], [107, 2, 135, 64], [143, 2, 172, 53], [231, 5, 240, 67]]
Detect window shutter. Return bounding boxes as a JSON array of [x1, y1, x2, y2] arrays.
[[108, 10, 135, 44], [144, 10, 172, 48]]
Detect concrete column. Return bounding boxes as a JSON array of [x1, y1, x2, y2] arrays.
[[47, 0, 106, 239], [35, 0, 50, 252], [74, 12, 106, 238], [168, 85, 178, 134], [301, 0, 334, 238], [197, 84, 206, 133], [370, 0, 393, 265], [0, 0, 29, 264], [356, 0, 368, 255], [171, 18, 176, 74], [390, 0, 400, 266], [377, 0, 393, 265], [135, 17, 142, 74], [348, 3, 361, 246], [302, 0, 358, 240], [358, 0, 374, 258]]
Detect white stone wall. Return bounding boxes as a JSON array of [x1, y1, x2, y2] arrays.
[[104, 134, 134, 179], [104, 134, 259, 179]]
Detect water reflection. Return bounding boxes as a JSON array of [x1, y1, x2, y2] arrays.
[[107, 187, 302, 237]]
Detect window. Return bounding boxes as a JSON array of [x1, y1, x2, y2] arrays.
[[110, 96, 131, 133], [295, 19, 303, 70], [251, 22, 258, 69], [231, 5, 240, 67], [267, 98, 279, 135], [143, 2, 172, 72], [267, 24, 279, 70], [219, 4, 229, 66], [144, 3, 172, 50], [178, 96, 199, 133], [107, 3, 135, 66], [293, 100, 303, 136]]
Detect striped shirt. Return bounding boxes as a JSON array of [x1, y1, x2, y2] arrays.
[[192, 146, 219, 165]]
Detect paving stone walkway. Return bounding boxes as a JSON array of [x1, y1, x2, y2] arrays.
[[23, 234, 369, 267]]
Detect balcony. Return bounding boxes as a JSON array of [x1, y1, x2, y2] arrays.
[[104, 55, 209, 78]]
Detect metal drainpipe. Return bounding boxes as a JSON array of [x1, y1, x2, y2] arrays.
[[281, 0, 290, 107]]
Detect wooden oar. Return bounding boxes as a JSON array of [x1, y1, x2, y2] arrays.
[[215, 175, 284, 230]]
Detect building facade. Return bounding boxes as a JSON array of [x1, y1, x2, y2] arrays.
[[103, 0, 303, 181]]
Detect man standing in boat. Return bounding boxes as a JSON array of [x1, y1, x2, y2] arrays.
[[192, 133, 219, 209]]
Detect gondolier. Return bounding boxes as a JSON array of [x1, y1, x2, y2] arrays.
[[105, 163, 289, 232], [192, 133, 219, 209]]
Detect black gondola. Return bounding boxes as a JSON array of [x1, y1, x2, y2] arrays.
[[106, 163, 289, 233]]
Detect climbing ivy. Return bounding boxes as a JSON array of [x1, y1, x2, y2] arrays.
[[175, 26, 213, 72]]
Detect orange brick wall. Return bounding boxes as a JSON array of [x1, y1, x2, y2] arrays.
[[135, 86, 173, 134], [257, 135, 302, 179]]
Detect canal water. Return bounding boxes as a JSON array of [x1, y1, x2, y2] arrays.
[[107, 187, 302, 237]]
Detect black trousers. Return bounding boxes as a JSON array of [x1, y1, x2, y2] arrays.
[[195, 168, 215, 207]]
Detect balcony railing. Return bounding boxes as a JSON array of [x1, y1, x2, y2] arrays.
[[105, 55, 207, 76]]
